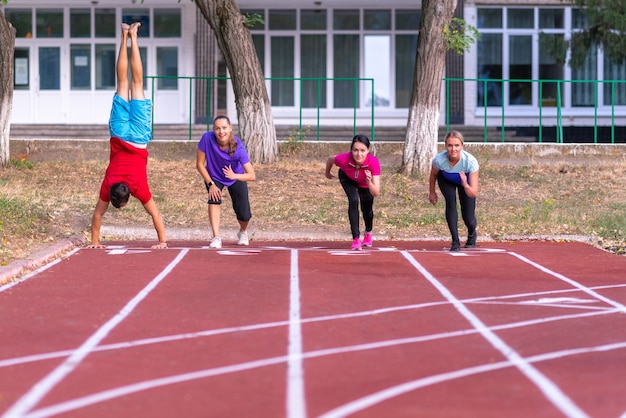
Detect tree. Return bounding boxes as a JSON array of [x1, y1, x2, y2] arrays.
[[567, 0, 626, 69], [0, 3, 16, 167], [194, 0, 278, 164], [401, 0, 458, 176]]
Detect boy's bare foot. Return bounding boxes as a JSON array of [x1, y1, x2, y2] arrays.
[[121, 23, 130, 34], [129, 22, 141, 36]]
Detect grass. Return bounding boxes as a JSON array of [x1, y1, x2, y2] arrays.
[[0, 153, 625, 267]]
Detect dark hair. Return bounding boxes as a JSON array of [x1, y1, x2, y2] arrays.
[[351, 134, 371, 149], [110, 182, 130, 208], [213, 115, 238, 157]]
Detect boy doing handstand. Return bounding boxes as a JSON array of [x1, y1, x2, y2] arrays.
[[88, 22, 167, 249]]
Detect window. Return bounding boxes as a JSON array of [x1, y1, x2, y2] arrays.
[[301, 9, 326, 30], [477, 33, 502, 106], [36, 9, 63, 38], [271, 37, 294, 106], [364, 10, 391, 30], [14, 48, 30, 90], [539, 34, 565, 106], [333, 9, 359, 30], [477, 9, 502, 29], [122, 9, 149, 37], [5, 8, 33, 38], [395, 34, 417, 108], [334, 34, 359, 108], [507, 9, 533, 29], [539, 8, 564, 29], [604, 56, 626, 106], [269, 10, 296, 30], [71, 45, 91, 90], [509, 36, 532, 105], [95, 8, 116, 38], [154, 9, 181, 37], [300, 35, 327, 108], [39, 47, 60, 90], [157, 47, 178, 90], [70, 9, 91, 38], [95, 44, 116, 90], [395, 10, 420, 30]]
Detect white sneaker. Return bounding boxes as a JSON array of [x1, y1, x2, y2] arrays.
[[237, 230, 249, 246], [209, 237, 222, 249]]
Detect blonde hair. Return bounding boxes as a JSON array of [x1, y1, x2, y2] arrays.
[[444, 130, 464, 145]]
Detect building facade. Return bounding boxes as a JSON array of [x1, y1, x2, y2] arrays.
[[3, 0, 625, 136]]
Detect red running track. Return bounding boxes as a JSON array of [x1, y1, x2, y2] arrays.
[[1, 240, 625, 417]]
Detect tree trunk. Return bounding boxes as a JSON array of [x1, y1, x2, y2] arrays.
[[401, 0, 457, 176], [0, 10, 16, 167], [195, 0, 278, 164]]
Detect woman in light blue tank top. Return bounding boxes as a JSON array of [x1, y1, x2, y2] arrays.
[[428, 131, 480, 251]]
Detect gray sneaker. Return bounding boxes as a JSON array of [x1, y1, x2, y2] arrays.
[[209, 236, 222, 249], [237, 230, 249, 246]]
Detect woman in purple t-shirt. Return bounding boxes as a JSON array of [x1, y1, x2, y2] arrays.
[[196, 115, 256, 249], [325, 134, 381, 251]]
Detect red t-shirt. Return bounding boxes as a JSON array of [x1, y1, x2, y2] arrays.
[[99, 137, 152, 204]]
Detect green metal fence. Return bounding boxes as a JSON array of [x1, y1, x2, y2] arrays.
[[445, 77, 626, 144], [145, 75, 376, 141], [146, 75, 624, 144]]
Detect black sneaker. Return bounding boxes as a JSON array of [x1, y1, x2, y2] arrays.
[[450, 240, 461, 251], [465, 231, 477, 248]]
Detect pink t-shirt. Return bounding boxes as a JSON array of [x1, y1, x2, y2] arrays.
[[334, 152, 381, 188]]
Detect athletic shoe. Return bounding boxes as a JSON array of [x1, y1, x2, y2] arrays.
[[465, 231, 477, 248], [361, 233, 373, 247], [351, 237, 362, 251], [209, 237, 222, 249], [450, 240, 461, 252], [237, 230, 249, 246]]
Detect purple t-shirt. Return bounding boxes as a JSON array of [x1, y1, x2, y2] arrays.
[[198, 131, 250, 187], [334, 152, 381, 188]]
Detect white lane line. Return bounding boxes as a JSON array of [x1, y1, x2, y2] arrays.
[[24, 337, 626, 418], [3, 284, 624, 369], [509, 252, 626, 313], [318, 340, 626, 418], [287, 249, 307, 418], [399, 250, 590, 418], [1, 249, 189, 418]]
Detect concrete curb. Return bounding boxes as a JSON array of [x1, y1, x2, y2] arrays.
[[0, 235, 87, 285]]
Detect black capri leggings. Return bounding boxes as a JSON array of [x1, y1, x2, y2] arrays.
[[338, 169, 374, 239], [437, 171, 476, 241], [205, 179, 252, 222]]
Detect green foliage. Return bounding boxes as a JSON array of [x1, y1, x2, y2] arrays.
[[567, 0, 626, 68], [9, 156, 35, 170], [243, 13, 264, 29], [443, 18, 481, 55], [279, 125, 310, 156]]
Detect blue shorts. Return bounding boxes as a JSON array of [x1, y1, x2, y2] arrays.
[[108, 93, 152, 145]]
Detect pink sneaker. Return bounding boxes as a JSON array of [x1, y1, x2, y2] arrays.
[[351, 237, 362, 251], [361, 233, 373, 247]]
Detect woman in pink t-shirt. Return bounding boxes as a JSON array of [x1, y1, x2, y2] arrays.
[[325, 135, 381, 250]]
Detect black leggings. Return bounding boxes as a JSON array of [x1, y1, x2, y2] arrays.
[[339, 169, 374, 239], [205, 179, 252, 222], [437, 171, 476, 242]]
